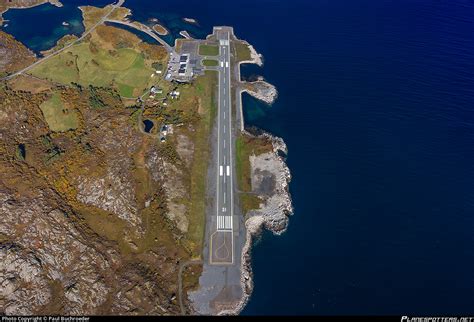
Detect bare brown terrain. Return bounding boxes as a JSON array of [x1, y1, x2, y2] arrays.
[[0, 31, 36, 76]]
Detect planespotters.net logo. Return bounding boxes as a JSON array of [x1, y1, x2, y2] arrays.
[[402, 317, 474, 322]]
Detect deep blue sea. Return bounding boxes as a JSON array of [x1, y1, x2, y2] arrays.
[[3, 0, 474, 315]]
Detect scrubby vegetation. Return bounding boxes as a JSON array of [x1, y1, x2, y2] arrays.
[[0, 4, 222, 313], [234, 41, 251, 62], [236, 133, 273, 213], [0, 30, 36, 75], [39, 92, 79, 132]]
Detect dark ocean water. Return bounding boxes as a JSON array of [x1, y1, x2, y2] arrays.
[[3, 0, 474, 315], [1, 0, 112, 54]]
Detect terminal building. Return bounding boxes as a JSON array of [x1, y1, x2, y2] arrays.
[[165, 41, 204, 83]]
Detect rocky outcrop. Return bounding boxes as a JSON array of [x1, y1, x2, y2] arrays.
[[0, 31, 36, 74], [183, 17, 198, 25], [241, 80, 278, 105], [248, 133, 292, 233], [220, 132, 293, 316], [179, 31, 193, 39], [0, 244, 51, 315], [237, 42, 263, 67], [0, 190, 115, 315]]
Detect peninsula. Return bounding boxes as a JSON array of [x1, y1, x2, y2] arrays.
[[0, 0, 292, 316]]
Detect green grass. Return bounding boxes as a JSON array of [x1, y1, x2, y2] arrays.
[[198, 44, 219, 56], [234, 41, 251, 62], [236, 136, 251, 192], [201, 59, 218, 67], [30, 43, 154, 98], [185, 70, 217, 257], [117, 83, 134, 97], [40, 92, 79, 132]]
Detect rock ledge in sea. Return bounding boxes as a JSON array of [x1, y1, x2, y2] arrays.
[[241, 80, 278, 105]]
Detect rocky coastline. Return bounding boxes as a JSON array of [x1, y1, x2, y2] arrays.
[[237, 42, 263, 67], [179, 30, 193, 39], [222, 44, 293, 315], [241, 80, 278, 105], [220, 130, 293, 315]]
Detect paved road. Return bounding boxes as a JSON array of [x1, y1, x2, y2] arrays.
[[187, 26, 247, 314], [208, 27, 235, 265], [216, 29, 233, 232], [0, 0, 125, 81], [105, 19, 175, 54]]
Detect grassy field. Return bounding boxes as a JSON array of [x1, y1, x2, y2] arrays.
[[80, 5, 113, 31], [202, 59, 218, 67], [40, 92, 79, 132], [198, 44, 219, 56], [235, 134, 273, 214], [234, 41, 251, 62], [30, 42, 155, 97], [185, 71, 217, 256]]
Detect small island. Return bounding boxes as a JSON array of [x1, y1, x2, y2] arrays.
[[183, 17, 198, 25], [152, 23, 169, 36]]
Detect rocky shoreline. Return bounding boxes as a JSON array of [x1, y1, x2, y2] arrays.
[[220, 131, 293, 315], [241, 80, 278, 105], [237, 42, 263, 67], [222, 44, 293, 315]]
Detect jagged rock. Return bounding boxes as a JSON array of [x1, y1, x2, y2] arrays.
[[242, 80, 278, 105], [220, 132, 293, 316], [0, 190, 113, 314]]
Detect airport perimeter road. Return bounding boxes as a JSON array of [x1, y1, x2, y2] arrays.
[[210, 27, 234, 265]]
